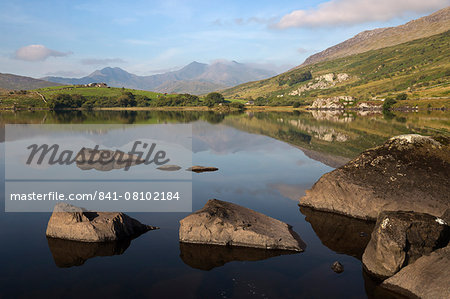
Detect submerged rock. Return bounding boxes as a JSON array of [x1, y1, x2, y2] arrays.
[[362, 211, 449, 279], [46, 203, 158, 242], [76, 147, 144, 171], [179, 243, 297, 271], [331, 261, 344, 273], [382, 245, 450, 299], [179, 199, 305, 251], [157, 164, 182, 171], [186, 166, 218, 173], [47, 237, 131, 268], [300, 134, 450, 220]]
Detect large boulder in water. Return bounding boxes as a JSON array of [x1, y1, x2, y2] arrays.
[[362, 211, 449, 279], [179, 199, 306, 251], [300, 134, 450, 220], [46, 203, 158, 242], [382, 245, 450, 299]]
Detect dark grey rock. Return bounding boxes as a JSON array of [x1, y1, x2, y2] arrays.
[[187, 165, 218, 173], [331, 261, 344, 273], [362, 211, 449, 279]]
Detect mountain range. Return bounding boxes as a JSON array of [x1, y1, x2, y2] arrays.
[[42, 61, 277, 95], [0, 73, 62, 90], [299, 6, 450, 67]]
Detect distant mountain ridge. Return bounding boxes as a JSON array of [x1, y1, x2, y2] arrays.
[[300, 6, 450, 67], [42, 61, 276, 95], [0, 73, 62, 90]]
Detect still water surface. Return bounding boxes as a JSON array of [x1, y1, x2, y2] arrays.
[[0, 110, 448, 298]]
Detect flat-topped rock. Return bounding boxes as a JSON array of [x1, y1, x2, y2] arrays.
[[382, 245, 450, 299], [179, 199, 305, 251], [362, 211, 449, 279], [46, 203, 158, 242], [187, 166, 218, 173], [300, 134, 450, 220]]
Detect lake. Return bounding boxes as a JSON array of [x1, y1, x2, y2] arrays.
[[0, 109, 448, 298]]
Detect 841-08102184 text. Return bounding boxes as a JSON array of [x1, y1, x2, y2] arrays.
[[10, 191, 181, 201]]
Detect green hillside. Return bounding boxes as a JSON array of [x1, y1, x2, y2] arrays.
[[300, 7, 450, 67], [36, 86, 163, 99], [222, 31, 450, 104], [0, 86, 168, 109], [0, 85, 242, 109]]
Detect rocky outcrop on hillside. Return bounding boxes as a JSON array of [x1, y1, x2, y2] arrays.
[[308, 97, 382, 111], [179, 199, 305, 251], [309, 96, 353, 110], [299, 7, 450, 67], [46, 203, 158, 242], [362, 211, 449, 279], [299, 134, 450, 220], [289, 73, 349, 96]]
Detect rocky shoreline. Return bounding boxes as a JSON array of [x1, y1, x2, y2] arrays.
[[299, 134, 450, 298]]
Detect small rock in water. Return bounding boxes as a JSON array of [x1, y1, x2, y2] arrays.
[[187, 166, 219, 173], [331, 261, 344, 273], [157, 164, 182, 171]]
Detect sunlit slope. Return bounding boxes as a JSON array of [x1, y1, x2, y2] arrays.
[[222, 31, 450, 101]]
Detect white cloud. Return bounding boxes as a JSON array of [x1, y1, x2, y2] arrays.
[[14, 45, 72, 61], [275, 0, 449, 29]]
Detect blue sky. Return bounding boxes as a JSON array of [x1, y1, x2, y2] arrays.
[[0, 0, 448, 78]]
